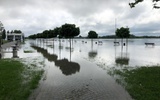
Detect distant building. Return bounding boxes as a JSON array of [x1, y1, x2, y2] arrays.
[[6, 32, 24, 41]]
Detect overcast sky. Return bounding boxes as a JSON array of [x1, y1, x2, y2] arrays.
[[0, 0, 160, 36]]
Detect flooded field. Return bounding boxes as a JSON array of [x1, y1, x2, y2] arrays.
[[2, 38, 160, 100]]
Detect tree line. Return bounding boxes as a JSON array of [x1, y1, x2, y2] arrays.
[[28, 23, 131, 39], [7, 30, 22, 33], [29, 23, 80, 39]]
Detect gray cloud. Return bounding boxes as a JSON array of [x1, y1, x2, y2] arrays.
[[0, 0, 160, 36], [131, 21, 160, 34]]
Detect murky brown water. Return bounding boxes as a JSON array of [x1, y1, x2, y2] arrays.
[[2, 38, 160, 100]]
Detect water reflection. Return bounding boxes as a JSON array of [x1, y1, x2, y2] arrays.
[[31, 45, 58, 62], [88, 51, 97, 58], [115, 57, 129, 65], [31, 45, 80, 76], [115, 44, 130, 65], [65, 39, 74, 53], [88, 39, 98, 58], [55, 58, 80, 76]]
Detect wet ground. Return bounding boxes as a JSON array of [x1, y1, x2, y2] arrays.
[[2, 38, 160, 100]]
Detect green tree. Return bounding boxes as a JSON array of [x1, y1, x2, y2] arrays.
[[2, 29, 6, 40], [36, 33, 43, 38], [58, 23, 80, 54], [11, 30, 13, 33], [2, 29, 6, 44], [116, 27, 130, 38], [28, 23, 80, 39], [42, 30, 49, 38], [14, 30, 22, 33], [60, 23, 80, 38], [116, 27, 130, 48], [29, 34, 37, 39], [48, 30, 54, 38], [53, 27, 61, 38], [129, 0, 160, 8], [88, 30, 98, 38]]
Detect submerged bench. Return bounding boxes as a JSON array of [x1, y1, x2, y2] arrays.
[[114, 42, 120, 46], [114, 42, 119, 44], [145, 43, 155, 46]]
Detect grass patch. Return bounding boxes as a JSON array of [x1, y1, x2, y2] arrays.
[[115, 57, 129, 65], [2, 40, 9, 44], [47, 45, 53, 48], [24, 50, 34, 53], [0, 59, 44, 100], [21, 41, 25, 44], [110, 66, 160, 100]]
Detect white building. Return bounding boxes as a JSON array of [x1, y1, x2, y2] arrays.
[[6, 33, 24, 41]]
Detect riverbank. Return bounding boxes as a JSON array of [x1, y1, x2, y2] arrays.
[[109, 66, 160, 100], [0, 58, 44, 100]]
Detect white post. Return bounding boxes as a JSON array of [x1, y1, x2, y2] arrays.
[[13, 34, 15, 41], [6, 33, 8, 40], [21, 34, 23, 41]]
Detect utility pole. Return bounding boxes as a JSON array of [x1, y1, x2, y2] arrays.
[[115, 18, 117, 42]]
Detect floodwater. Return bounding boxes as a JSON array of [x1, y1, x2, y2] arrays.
[[2, 38, 160, 100]]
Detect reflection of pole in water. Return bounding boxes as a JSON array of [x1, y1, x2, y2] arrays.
[[120, 38, 129, 58], [121, 38, 123, 58], [37, 39, 38, 45], [72, 38, 73, 48], [79, 40, 81, 52], [59, 38, 61, 48], [114, 18, 117, 42], [53, 38, 54, 53], [59, 38, 61, 59], [91, 39, 93, 51], [70, 38, 71, 62], [126, 38, 128, 58], [115, 43, 117, 59], [40, 39, 41, 46], [46, 38, 48, 46], [43, 38, 44, 48], [59, 44, 61, 59]]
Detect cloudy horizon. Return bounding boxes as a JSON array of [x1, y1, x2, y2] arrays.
[[0, 0, 160, 37]]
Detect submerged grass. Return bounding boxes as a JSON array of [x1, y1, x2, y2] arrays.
[[0, 59, 44, 100], [110, 66, 160, 100], [24, 50, 34, 53]]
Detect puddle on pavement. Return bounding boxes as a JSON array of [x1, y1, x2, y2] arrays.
[[2, 39, 160, 100]]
